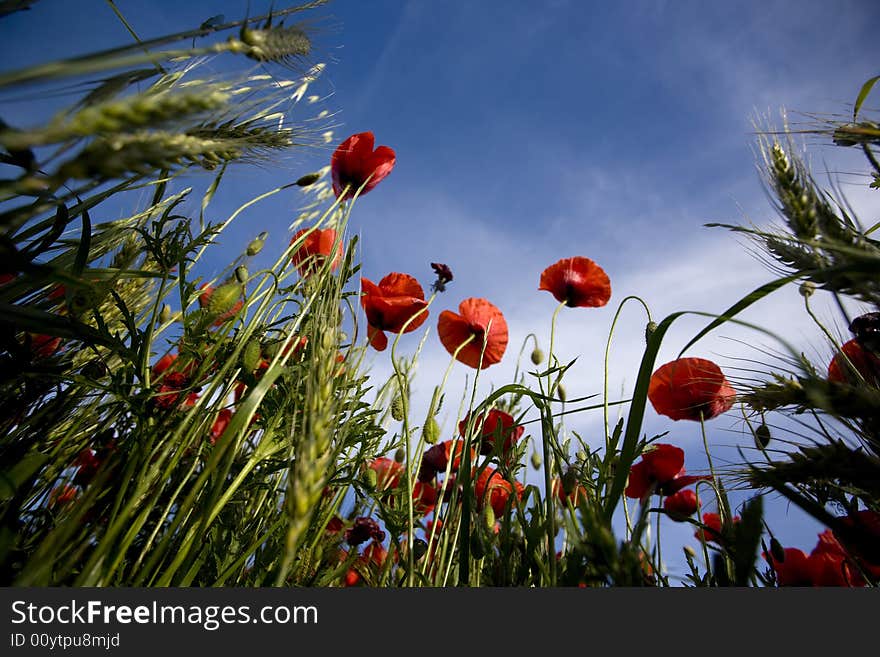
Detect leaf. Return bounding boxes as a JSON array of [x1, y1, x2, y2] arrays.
[[0, 452, 48, 500], [732, 495, 763, 586], [73, 206, 91, 276], [854, 75, 880, 121]]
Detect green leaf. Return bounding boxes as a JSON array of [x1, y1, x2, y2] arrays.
[[0, 452, 49, 500], [854, 75, 880, 121], [73, 206, 91, 276]]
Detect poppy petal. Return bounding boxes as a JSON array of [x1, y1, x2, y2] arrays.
[[539, 257, 612, 308]]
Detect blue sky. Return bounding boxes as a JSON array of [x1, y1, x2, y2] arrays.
[[2, 0, 879, 579]]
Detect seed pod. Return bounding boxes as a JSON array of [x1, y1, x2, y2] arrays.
[[235, 265, 249, 283], [645, 321, 658, 344], [390, 395, 405, 421], [799, 281, 816, 298], [246, 232, 268, 256], [530, 347, 545, 365], [561, 468, 578, 496], [81, 359, 108, 380], [159, 304, 172, 324], [530, 451, 542, 470], [295, 172, 321, 187], [557, 383, 567, 402], [393, 447, 406, 463], [412, 538, 429, 562], [482, 504, 495, 531], [754, 424, 771, 449], [470, 531, 486, 559], [206, 282, 241, 318], [422, 416, 440, 444], [241, 339, 262, 372]]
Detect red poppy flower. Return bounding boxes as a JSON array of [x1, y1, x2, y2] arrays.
[[459, 409, 523, 456], [551, 477, 589, 506], [413, 481, 439, 515], [344, 517, 385, 546], [48, 484, 79, 510], [539, 256, 612, 308], [648, 357, 736, 422], [625, 443, 685, 498], [0, 272, 15, 285], [438, 298, 508, 369], [835, 510, 880, 579], [827, 339, 880, 386], [418, 439, 475, 482], [694, 512, 740, 545], [325, 516, 344, 534], [361, 273, 429, 351], [290, 227, 343, 276], [368, 457, 404, 491], [663, 489, 699, 520], [153, 371, 191, 411], [28, 333, 62, 358], [210, 408, 233, 444], [767, 547, 813, 586], [331, 132, 395, 200], [474, 467, 524, 517]]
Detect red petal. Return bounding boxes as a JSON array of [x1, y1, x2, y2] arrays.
[[648, 357, 735, 421], [539, 257, 612, 308], [643, 443, 685, 483]]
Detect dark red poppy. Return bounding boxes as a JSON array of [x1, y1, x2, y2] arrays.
[[694, 512, 740, 545], [210, 408, 233, 444], [361, 273, 429, 351], [290, 227, 343, 276], [325, 516, 344, 534], [413, 481, 438, 515], [767, 547, 813, 586], [539, 256, 612, 308], [459, 409, 523, 456], [430, 262, 453, 293], [153, 371, 191, 411], [827, 339, 880, 386], [418, 439, 475, 482], [0, 272, 14, 285], [28, 333, 62, 358], [663, 489, 699, 520], [331, 132, 395, 200], [834, 510, 880, 579], [474, 466, 524, 517], [344, 517, 385, 546], [808, 530, 861, 586], [648, 357, 736, 422], [438, 298, 508, 369], [368, 457, 404, 491]]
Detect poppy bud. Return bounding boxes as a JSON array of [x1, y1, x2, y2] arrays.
[[561, 468, 578, 496], [390, 395, 405, 421], [81, 359, 108, 379], [295, 172, 322, 187], [483, 504, 495, 530], [422, 416, 439, 444], [160, 304, 172, 324], [799, 281, 816, 298], [530, 347, 545, 365], [241, 339, 262, 372], [412, 538, 429, 561], [755, 424, 771, 449], [393, 447, 406, 463], [235, 265, 249, 284], [470, 530, 486, 559], [246, 232, 268, 256], [204, 282, 242, 318], [683, 545, 697, 559], [557, 383, 567, 402], [645, 321, 658, 344], [530, 451, 542, 470], [576, 450, 587, 462]]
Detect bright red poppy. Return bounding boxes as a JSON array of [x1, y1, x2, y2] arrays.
[[827, 339, 880, 386], [290, 228, 343, 276], [625, 443, 709, 499], [767, 547, 813, 586], [361, 273, 429, 351], [459, 409, 523, 456], [438, 298, 508, 369], [331, 132, 396, 200], [413, 481, 439, 515], [48, 484, 79, 510], [663, 489, 699, 520], [152, 353, 177, 377], [474, 467, 524, 517], [539, 256, 612, 308], [648, 357, 736, 422], [368, 457, 404, 491], [694, 512, 741, 545], [210, 408, 233, 444]]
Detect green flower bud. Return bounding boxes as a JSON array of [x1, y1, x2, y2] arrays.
[[422, 416, 440, 444], [483, 504, 495, 531], [412, 538, 429, 561], [295, 172, 321, 187], [530, 451, 542, 470], [683, 545, 697, 559], [755, 424, 771, 450], [235, 265, 249, 283], [394, 447, 406, 463], [557, 383, 567, 402], [390, 395, 405, 421], [799, 281, 816, 298], [645, 321, 658, 344], [241, 339, 262, 372], [160, 304, 172, 324], [206, 282, 241, 318], [246, 232, 268, 256], [530, 347, 545, 365]]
